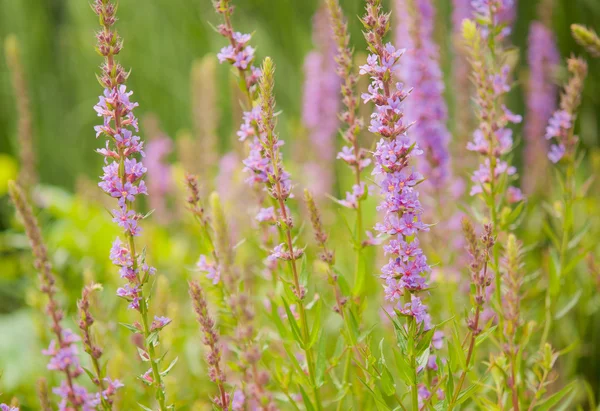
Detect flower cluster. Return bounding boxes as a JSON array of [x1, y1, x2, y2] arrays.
[[545, 57, 588, 163], [360, 0, 432, 329], [214, 0, 262, 152], [93, 0, 159, 313], [93, 0, 172, 407], [43, 331, 104, 410], [395, 0, 451, 190]]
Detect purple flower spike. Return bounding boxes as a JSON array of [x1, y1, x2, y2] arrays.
[[360, 0, 432, 327]]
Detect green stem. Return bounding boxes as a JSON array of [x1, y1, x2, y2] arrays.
[[559, 161, 574, 277], [336, 352, 352, 411], [128, 235, 168, 411]]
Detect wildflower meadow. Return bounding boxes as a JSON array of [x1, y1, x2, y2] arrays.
[[2, 0, 600, 409]]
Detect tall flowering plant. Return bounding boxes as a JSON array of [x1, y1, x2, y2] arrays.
[[251, 57, 324, 410], [462, 1, 524, 322], [360, 0, 440, 408], [92, 1, 174, 409], [360, 0, 432, 331], [540, 55, 587, 346]]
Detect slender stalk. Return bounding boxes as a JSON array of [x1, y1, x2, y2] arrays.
[[448, 305, 481, 411], [448, 251, 489, 411]]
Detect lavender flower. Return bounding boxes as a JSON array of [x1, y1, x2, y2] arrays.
[[214, 0, 262, 171], [92, 1, 171, 408], [302, 7, 340, 197], [395, 0, 451, 190], [8, 181, 97, 410], [360, 0, 432, 330], [0, 405, 18, 411]]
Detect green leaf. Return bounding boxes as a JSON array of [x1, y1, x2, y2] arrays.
[[269, 299, 289, 339], [379, 365, 396, 396], [554, 290, 582, 320], [542, 221, 561, 250], [549, 250, 560, 296], [160, 357, 178, 377], [378, 339, 396, 396], [308, 300, 322, 349], [445, 362, 454, 400], [282, 343, 311, 387], [357, 377, 392, 411], [392, 347, 415, 385], [315, 334, 327, 387], [299, 386, 316, 411], [82, 366, 96, 383], [568, 222, 591, 250], [336, 267, 351, 296], [416, 328, 434, 356], [138, 403, 154, 411], [536, 381, 577, 411], [456, 382, 480, 405], [562, 248, 591, 276], [475, 325, 497, 347], [417, 347, 430, 371], [299, 254, 309, 288], [146, 331, 159, 347], [503, 201, 525, 227], [451, 321, 466, 369], [119, 322, 140, 333], [282, 297, 304, 348]]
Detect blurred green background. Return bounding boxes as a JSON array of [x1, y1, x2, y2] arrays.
[[1, 0, 599, 194]]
